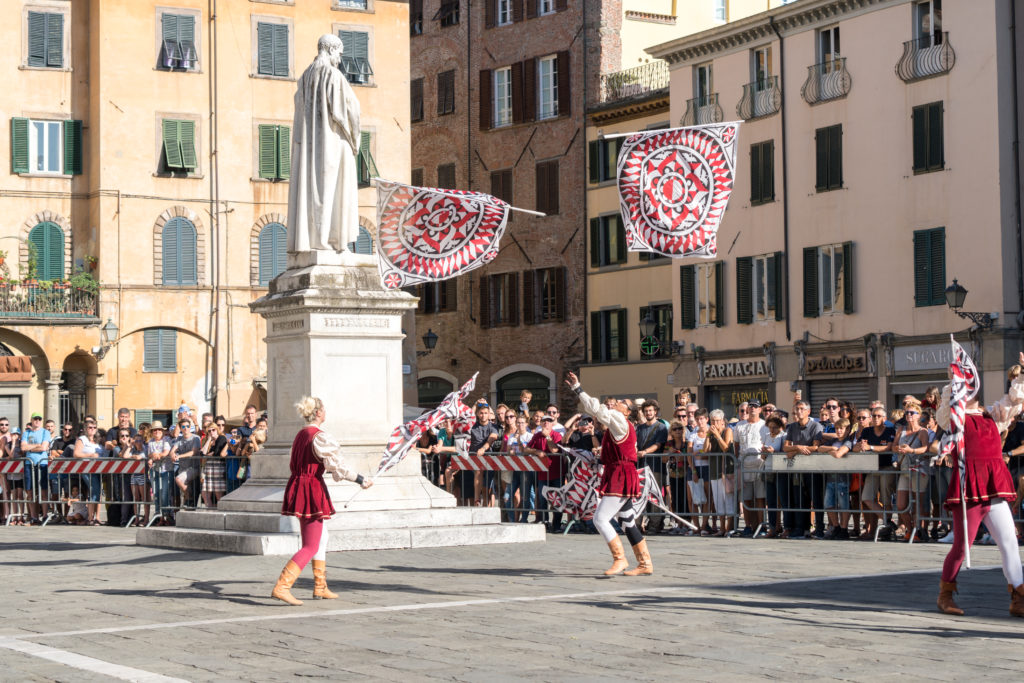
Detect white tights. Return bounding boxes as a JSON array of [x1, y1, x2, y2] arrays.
[[314, 525, 329, 562], [983, 501, 1024, 587], [593, 495, 642, 545]]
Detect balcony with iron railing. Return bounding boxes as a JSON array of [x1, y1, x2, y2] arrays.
[[681, 93, 723, 126], [896, 32, 955, 82], [598, 60, 670, 105], [0, 279, 99, 322], [737, 75, 781, 120], [800, 57, 852, 105]]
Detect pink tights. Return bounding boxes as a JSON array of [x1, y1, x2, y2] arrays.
[[290, 519, 323, 570]]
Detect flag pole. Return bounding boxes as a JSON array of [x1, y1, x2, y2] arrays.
[[370, 177, 545, 217], [648, 499, 700, 531]]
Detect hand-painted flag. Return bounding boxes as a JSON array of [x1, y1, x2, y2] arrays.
[[375, 180, 510, 290], [617, 123, 740, 258], [941, 336, 979, 567]]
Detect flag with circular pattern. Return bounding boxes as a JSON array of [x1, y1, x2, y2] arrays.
[[375, 180, 510, 290], [617, 122, 740, 258]]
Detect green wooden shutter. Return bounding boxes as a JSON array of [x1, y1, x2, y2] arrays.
[[613, 309, 627, 361], [842, 241, 854, 314], [352, 32, 370, 75], [11, 118, 29, 173], [590, 311, 602, 362], [278, 125, 290, 179], [773, 251, 785, 321], [358, 131, 378, 186], [763, 140, 774, 201], [162, 13, 180, 62], [27, 12, 46, 67], [163, 217, 197, 285], [180, 220, 197, 285], [180, 15, 195, 51], [355, 227, 373, 255], [258, 223, 286, 285], [749, 144, 762, 203], [736, 256, 753, 324], [257, 23, 273, 75], [46, 13, 64, 68], [159, 329, 177, 372], [179, 120, 197, 170], [680, 265, 696, 329], [912, 106, 926, 172], [162, 220, 179, 285], [612, 215, 626, 264], [814, 129, 827, 191], [913, 229, 930, 307], [928, 102, 944, 170], [588, 140, 599, 184], [162, 119, 182, 169], [63, 119, 82, 175], [273, 24, 289, 77], [589, 217, 600, 267], [258, 125, 277, 179], [134, 409, 154, 426], [803, 246, 819, 318], [829, 125, 843, 189], [929, 228, 945, 306], [143, 329, 160, 371], [714, 261, 725, 327], [29, 222, 64, 281]]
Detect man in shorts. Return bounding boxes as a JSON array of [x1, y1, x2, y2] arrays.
[[172, 419, 202, 508], [734, 400, 766, 536], [853, 407, 896, 539]]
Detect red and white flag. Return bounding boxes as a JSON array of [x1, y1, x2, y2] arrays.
[[617, 123, 740, 258], [375, 180, 510, 290]]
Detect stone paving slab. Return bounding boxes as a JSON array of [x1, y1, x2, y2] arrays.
[[1, 525, 1022, 681]]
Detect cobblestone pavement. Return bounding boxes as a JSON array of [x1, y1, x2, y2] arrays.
[[1, 526, 1023, 681]]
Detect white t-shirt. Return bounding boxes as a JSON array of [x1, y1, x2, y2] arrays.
[[688, 431, 709, 466], [733, 419, 766, 455]]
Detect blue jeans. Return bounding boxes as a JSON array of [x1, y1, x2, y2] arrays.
[[504, 472, 536, 522], [824, 479, 850, 510], [154, 471, 174, 514]]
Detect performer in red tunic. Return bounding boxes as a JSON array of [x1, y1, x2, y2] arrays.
[[936, 356, 1024, 617], [272, 396, 372, 606], [565, 372, 651, 576]]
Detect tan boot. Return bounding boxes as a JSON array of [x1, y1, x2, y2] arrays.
[[1008, 584, 1024, 617], [271, 560, 304, 606], [937, 580, 964, 616], [312, 560, 339, 600], [604, 536, 629, 576], [623, 539, 654, 576]]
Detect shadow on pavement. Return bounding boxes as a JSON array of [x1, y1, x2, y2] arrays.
[[354, 565, 557, 577]]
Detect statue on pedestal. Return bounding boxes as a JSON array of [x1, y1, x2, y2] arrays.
[[287, 34, 362, 254]]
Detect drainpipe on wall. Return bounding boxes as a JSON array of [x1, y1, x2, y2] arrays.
[[581, 1, 589, 368], [209, 0, 222, 414], [769, 16, 791, 343]]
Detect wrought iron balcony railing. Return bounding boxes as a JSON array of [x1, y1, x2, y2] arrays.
[[681, 93, 723, 126], [736, 76, 781, 120], [599, 60, 669, 104], [800, 57, 852, 105], [896, 32, 955, 82], [0, 281, 99, 322]]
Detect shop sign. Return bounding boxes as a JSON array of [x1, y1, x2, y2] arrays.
[[703, 358, 770, 380], [806, 353, 866, 375], [893, 343, 961, 373]]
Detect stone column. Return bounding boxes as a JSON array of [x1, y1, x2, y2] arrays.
[[43, 370, 61, 421]]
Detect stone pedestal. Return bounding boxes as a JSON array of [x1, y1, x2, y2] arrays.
[[138, 252, 544, 554]]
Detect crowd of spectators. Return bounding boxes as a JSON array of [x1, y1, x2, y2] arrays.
[[415, 385, 1024, 543], [0, 403, 267, 527]]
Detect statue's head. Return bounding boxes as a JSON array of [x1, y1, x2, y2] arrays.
[[318, 34, 343, 67]]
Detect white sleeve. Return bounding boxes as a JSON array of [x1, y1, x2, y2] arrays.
[[312, 431, 362, 483], [574, 388, 628, 442], [936, 384, 952, 431], [987, 374, 1024, 434]]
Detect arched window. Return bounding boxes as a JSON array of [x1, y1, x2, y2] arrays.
[[258, 222, 287, 285], [350, 226, 373, 255], [496, 371, 550, 411], [162, 217, 197, 285], [28, 221, 64, 280], [418, 376, 454, 408]]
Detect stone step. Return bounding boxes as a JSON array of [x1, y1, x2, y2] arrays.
[[176, 506, 501, 534], [137, 522, 545, 555]]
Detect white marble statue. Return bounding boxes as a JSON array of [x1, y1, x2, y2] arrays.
[[287, 34, 362, 254]]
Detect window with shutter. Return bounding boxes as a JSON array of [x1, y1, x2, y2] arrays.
[[160, 119, 198, 174], [523, 269, 536, 324], [143, 328, 177, 373], [912, 101, 944, 173], [179, 120, 197, 170], [11, 118, 29, 174], [842, 241, 854, 314], [437, 162, 455, 189], [803, 246, 819, 318], [411, 0, 424, 35], [437, 70, 456, 115], [680, 265, 696, 329], [63, 120, 82, 175], [639, 304, 672, 359], [434, 1, 461, 27], [411, 168, 424, 186], [490, 169, 513, 204], [536, 160, 558, 215], [257, 22, 289, 77], [736, 256, 753, 324], [134, 409, 154, 426], [338, 31, 372, 85], [611, 309, 628, 361], [28, 222, 64, 281], [814, 125, 842, 191], [162, 217, 198, 286], [804, 243, 851, 316], [556, 51, 570, 117], [258, 125, 277, 179], [590, 311, 602, 362], [538, 55, 558, 120], [357, 131, 379, 187], [258, 222, 287, 285], [750, 140, 774, 204], [159, 13, 197, 70], [27, 11, 63, 69], [773, 251, 785, 321], [411, 78, 424, 122], [352, 226, 373, 255]]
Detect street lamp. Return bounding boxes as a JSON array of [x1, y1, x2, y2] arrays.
[[944, 278, 994, 330], [418, 328, 438, 357], [93, 318, 120, 360], [638, 312, 657, 338]]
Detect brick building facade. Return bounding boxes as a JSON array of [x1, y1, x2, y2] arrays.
[[410, 0, 623, 411]]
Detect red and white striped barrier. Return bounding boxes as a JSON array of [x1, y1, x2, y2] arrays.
[[450, 454, 550, 471], [48, 459, 147, 475], [0, 460, 24, 475]]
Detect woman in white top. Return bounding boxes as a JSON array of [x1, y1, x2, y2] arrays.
[[73, 421, 104, 525], [686, 408, 712, 535]]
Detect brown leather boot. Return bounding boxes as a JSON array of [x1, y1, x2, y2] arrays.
[[312, 560, 339, 600], [937, 580, 964, 616], [623, 539, 654, 576], [604, 537, 629, 576], [1008, 584, 1024, 617], [271, 560, 304, 606]]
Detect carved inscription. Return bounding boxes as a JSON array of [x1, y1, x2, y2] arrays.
[[323, 317, 389, 328], [273, 319, 305, 332]]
